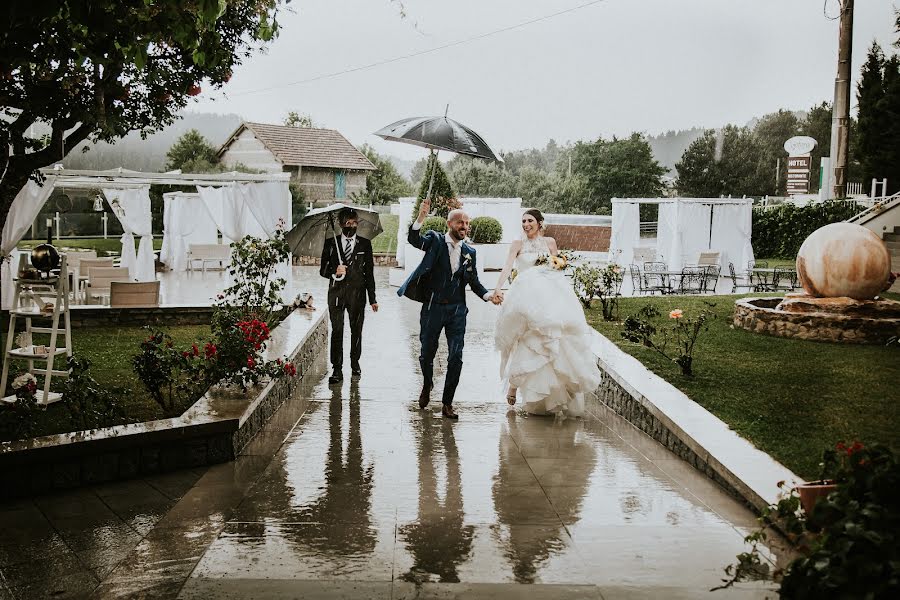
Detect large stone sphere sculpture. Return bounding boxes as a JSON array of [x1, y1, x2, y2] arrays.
[[796, 223, 890, 300]]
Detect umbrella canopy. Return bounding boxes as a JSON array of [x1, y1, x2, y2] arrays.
[[374, 116, 503, 163], [286, 203, 383, 258]]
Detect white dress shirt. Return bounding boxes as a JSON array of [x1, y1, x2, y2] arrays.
[[412, 221, 492, 301]]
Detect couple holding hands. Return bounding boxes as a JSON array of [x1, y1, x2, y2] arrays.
[[323, 201, 600, 420]]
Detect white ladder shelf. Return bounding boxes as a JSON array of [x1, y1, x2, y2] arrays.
[[1, 255, 73, 405]]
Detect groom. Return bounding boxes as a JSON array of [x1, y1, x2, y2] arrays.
[[397, 199, 500, 419]]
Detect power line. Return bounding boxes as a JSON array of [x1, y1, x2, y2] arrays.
[[229, 0, 611, 98]]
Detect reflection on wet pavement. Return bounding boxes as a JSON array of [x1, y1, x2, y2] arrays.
[[1, 269, 778, 598]]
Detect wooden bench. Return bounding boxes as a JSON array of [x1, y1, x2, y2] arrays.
[[187, 244, 230, 273], [110, 281, 160, 308]]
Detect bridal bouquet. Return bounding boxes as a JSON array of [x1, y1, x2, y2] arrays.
[[535, 254, 568, 270]]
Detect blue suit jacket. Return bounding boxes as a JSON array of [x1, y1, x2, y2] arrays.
[[397, 226, 490, 305]]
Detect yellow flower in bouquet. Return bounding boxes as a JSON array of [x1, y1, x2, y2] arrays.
[[550, 255, 567, 270]]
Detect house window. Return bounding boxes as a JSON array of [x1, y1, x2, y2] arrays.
[[334, 171, 346, 199]]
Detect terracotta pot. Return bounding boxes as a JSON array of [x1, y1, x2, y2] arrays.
[[798, 480, 837, 514]]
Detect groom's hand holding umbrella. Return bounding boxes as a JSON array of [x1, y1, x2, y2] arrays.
[[417, 198, 431, 224]]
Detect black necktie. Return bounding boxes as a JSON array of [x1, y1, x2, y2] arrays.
[[344, 238, 353, 265]]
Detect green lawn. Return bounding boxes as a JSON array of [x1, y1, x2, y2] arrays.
[[1, 324, 210, 441], [18, 237, 164, 257], [372, 214, 399, 255], [586, 295, 900, 478]]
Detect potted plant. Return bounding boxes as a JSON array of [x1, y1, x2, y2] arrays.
[[715, 442, 900, 598]]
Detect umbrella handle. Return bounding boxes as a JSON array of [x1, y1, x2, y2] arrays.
[[330, 211, 347, 282]]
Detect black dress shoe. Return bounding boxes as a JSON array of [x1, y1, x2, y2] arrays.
[[441, 404, 459, 420], [351, 365, 362, 378], [418, 384, 432, 409], [328, 372, 343, 385]]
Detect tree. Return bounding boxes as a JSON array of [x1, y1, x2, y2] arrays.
[[446, 156, 517, 198], [351, 144, 412, 205], [283, 111, 316, 128], [413, 154, 456, 218], [676, 126, 769, 197], [0, 0, 285, 235], [855, 42, 887, 189], [753, 110, 801, 196], [800, 102, 832, 191], [558, 133, 666, 214], [877, 55, 900, 194], [164, 129, 219, 172]]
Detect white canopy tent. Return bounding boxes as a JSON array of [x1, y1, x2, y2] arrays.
[[609, 197, 754, 271], [2, 168, 291, 309], [159, 192, 219, 272]]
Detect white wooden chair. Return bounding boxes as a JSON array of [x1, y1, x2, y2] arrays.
[[187, 244, 230, 273], [77, 258, 114, 303], [84, 266, 130, 305], [632, 246, 657, 264], [110, 281, 160, 308]]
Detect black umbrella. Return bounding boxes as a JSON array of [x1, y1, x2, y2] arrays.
[[286, 203, 383, 280], [374, 115, 503, 163], [374, 109, 502, 203]]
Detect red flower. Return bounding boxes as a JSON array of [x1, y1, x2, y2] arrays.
[[836, 441, 847, 452], [182, 351, 191, 358], [848, 441, 864, 455], [247, 356, 255, 369], [187, 84, 201, 96], [204, 343, 217, 359], [192, 344, 200, 357], [283, 362, 297, 377]]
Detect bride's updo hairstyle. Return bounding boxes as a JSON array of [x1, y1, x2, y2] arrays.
[[523, 209, 545, 233]]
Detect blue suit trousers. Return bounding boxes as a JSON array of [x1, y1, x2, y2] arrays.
[[419, 301, 468, 405]]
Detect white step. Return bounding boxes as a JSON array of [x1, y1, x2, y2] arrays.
[[1, 391, 62, 405], [7, 347, 68, 359]]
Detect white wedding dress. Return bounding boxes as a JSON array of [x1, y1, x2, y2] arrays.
[[494, 236, 602, 417]]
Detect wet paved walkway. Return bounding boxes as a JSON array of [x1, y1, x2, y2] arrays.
[[1, 269, 775, 599]]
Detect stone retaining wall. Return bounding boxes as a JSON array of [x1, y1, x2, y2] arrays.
[[591, 369, 745, 502], [0, 311, 328, 500], [734, 297, 900, 344]]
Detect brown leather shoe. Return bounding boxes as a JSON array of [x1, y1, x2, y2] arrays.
[[418, 384, 432, 409], [441, 404, 459, 420]]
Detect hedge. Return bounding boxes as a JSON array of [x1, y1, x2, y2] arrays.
[[752, 201, 862, 258], [469, 216, 503, 244], [422, 216, 448, 234]]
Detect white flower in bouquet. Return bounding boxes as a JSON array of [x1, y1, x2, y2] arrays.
[[12, 373, 37, 390]]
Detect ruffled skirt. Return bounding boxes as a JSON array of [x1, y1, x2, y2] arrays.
[[494, 268, 601, 417]]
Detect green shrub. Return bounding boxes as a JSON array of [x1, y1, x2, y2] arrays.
[[752, 201, 862, 258], [412, 154, 457, 219], [469, 216, 503, 243], [422, 216, 448, 234]]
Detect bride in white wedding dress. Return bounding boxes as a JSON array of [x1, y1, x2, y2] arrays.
[[492, 209, 602, 417]]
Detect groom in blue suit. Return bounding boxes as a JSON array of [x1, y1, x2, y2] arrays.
[[398, 198, 500, 419]]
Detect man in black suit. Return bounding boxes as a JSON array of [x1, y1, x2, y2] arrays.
[[320, 207, 378, 384]]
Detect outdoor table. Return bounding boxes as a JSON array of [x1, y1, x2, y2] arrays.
[[643, 270, 683, 293], [750, 267, 795, 291]]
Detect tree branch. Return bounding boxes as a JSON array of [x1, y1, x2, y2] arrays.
[[8, 121, 93, 174]]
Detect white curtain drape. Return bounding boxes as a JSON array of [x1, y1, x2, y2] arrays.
[[197, 185, 257, 244], [1, 177, 57, 309], [609, 201, 640, 266], [103, 186, 154, 281], [675, 201, 712, 270], [710, 202, 754, 270], [240, 181, 292, 236], [160, 192, 219, 271], [656, 203, 677, 269]]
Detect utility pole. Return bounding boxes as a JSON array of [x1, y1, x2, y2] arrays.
[[829, 0, 853, 199]]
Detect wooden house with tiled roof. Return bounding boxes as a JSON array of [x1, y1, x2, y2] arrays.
[[217, 122, 376, 202]]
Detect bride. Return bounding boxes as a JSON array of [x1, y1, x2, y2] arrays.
[[492, 209, 601, 417]]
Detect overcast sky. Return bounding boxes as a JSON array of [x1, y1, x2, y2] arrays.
[[190, 0, 898, 160]]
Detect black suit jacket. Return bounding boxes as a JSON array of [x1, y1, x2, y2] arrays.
[[319, 236, 377, 305]]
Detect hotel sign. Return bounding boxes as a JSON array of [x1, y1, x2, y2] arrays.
[[784, 137, 816, 195]]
